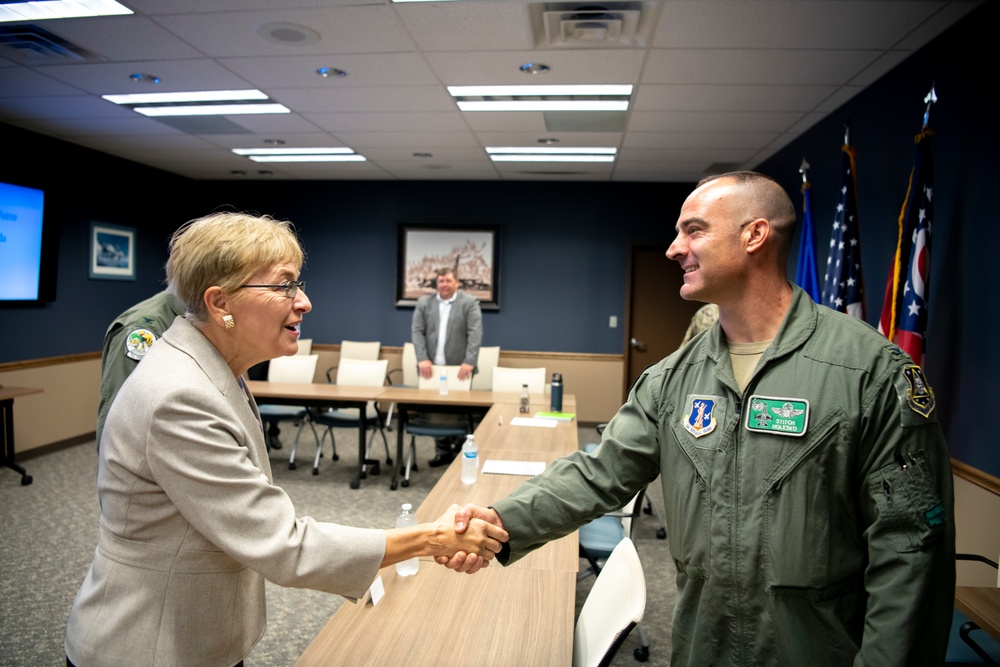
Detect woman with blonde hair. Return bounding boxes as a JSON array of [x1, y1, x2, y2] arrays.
[[66, 212, 506, 667]]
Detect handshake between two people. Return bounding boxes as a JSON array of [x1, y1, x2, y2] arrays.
[[438, 504, 505, 574], [385, 504, 506, 575]]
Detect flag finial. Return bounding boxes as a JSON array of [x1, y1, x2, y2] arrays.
[[799, 157, 810, 183], [923, 84, 938, 128]]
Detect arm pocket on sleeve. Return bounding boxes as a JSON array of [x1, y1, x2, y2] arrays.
[[868, 451, 946, 553]]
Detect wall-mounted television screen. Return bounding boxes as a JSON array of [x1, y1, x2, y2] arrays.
[[0, 180, 54, 303]]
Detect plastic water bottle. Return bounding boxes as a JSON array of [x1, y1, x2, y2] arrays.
[[460, 435, 478, 484], [395, 504, 419, 576], [439, 370, 448, 395], [519, 384, 530, 413], [550, 372, 563, 412]]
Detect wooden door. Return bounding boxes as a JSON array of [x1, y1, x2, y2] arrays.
[[622, 245, 702, 401]]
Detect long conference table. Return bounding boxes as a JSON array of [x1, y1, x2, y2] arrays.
[[293, 395, 581, 666]]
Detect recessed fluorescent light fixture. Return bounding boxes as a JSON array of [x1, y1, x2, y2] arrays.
[[103, 90, 269, 105], [0, 0, 132, 22], [135, 104, 289, 117], [103, 89, 289, 117], [232, 148, 355, 156], [247, 155, 366, 163], [449, 84, 632, 112], [486, 147, 617, 155], [232, 147, 365, 163], [451, 85, 632, 97], [486, 146, 617, 163], [490, 155, 615, 163]]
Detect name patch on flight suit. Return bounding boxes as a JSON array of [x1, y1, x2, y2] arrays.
[[745, 395, 809, 437], [125, 328, 156, 360]]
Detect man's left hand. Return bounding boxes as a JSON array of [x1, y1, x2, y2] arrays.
[[458, 363, 475, 381]]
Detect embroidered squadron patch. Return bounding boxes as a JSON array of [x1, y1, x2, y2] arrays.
[[683, 397, 718, 438], [902, 365, 935, 417], [745, 395, 809, 437], [125, 328, 156, 360]]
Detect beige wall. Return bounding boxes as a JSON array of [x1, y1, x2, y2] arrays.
[[0, 355, 101, 454], [1, 347, 626, 454], [954, 469, 1000, 587]]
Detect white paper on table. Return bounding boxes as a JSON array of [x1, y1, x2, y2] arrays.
[[482, 459, 547, 476], [509, 417, 558, 428]]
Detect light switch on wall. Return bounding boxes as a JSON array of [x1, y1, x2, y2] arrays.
[[609, 316, 618, 328]]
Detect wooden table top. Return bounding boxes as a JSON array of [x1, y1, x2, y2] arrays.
[[246, 380, 384, 402], [293, 400, 581, 666], [955, 586, 1000, 642], [294, 565, 575, 667]]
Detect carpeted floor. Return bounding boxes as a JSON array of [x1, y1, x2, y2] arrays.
[[0, 425, 675, 666]]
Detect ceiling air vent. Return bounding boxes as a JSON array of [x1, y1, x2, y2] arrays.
[[531, 2, 660, 48], [0, 24, 98, 64]]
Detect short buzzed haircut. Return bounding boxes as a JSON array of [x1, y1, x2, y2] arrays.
[[698, 170, 797, 260]]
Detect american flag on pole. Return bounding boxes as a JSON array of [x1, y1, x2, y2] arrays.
[[878, 128, 934, 367], [821, 139, 866, 319]]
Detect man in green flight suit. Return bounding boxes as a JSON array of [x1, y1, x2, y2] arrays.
[[448, 171, 955, 665], [96, 289, 184, 451]]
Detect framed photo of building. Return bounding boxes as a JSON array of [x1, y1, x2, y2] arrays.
[[396, 224, 500, 309], [89, 221, 136, 280]]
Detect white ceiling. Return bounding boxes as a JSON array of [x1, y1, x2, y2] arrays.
[[0, 0, 982, 182]]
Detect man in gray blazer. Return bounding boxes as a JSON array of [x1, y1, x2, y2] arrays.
[[411, 267, 483, 466]]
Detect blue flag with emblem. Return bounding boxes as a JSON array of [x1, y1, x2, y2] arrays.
[[795, 176, 821, 302]]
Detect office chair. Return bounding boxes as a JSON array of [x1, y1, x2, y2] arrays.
[[573, 538, 647, 667], [470, 345, 501, 391], [304, 358, 392, 476], [257, 354, 320, 452], [384, 341, 419, 431], [398, 364, 473, 488], [577, 446, 652, 662], [947, 552, 1000, 665]]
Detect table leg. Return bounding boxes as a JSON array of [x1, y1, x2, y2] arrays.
[[1, 399, 32, 486], [390, 407, 407, 490]]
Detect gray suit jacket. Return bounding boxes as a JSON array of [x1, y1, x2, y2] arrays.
[[66, 317, 385, 667], [411, 291, 483, 368]]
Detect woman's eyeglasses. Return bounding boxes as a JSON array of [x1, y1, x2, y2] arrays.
[[239, 280, 305, 299]]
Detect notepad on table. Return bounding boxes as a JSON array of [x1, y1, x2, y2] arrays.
[[534, 411, 575, 422], [482, 460, 547, 476], [510, 417, 558, 428]]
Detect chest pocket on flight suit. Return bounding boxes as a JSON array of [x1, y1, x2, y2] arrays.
[[760, 409, 865, 594]]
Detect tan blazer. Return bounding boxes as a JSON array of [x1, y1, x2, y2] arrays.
[[66, 317, 385, 667]]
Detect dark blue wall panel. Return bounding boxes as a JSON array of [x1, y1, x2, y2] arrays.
[[758, 1, 997, 477]]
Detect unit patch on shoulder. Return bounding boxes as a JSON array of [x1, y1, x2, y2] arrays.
[[683, 396, 719, 438], [902, 365, 935, 417], [745, 395, 809, 437], [125, 328, 157, 360]]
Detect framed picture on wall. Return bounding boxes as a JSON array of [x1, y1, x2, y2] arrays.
[[89, 221, 136, 281], [396, 224, 500, 310]]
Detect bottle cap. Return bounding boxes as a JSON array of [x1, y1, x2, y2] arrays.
[[402, 503, 412, 511], [552, 373, 562, 382]]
